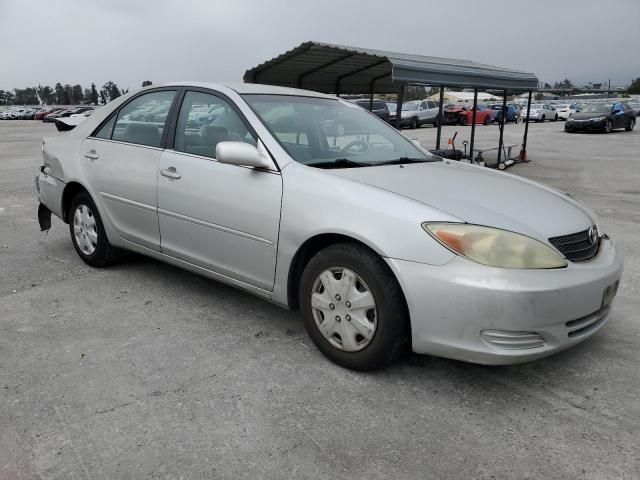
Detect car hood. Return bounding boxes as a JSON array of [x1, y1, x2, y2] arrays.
[[326, 161, 597, 240], [571, 111, 610, 120]]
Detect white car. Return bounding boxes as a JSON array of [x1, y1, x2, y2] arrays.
[[400, 99, 441, 128], [554, 104, 577, 120], [521, 104, 558, 122], [35, 83, 623, 371]]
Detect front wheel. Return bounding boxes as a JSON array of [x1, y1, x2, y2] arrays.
[[299, 243, 409, 371], [69, 192, 124, 267], [625, 118, 635, 131], [483, 115, 492, 125], [604, 119, 612, 133], [410, 117, 418, 129], [460, 116, 468, 126]]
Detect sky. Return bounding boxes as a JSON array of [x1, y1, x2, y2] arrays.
[[1, 0, 639, 92]]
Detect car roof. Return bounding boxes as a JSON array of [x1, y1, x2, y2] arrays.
[[160, 82, 336, 99]]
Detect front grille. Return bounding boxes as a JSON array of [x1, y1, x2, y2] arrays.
[[548, 228, 600, 261]]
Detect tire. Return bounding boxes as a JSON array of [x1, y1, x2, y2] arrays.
[[483, 115, 492, 125], [551, 114, 558, 122], [299, 243, 409, 371], [460, 116, 468, 126], [604, 119, 612, 133], [410, 117, 418, 129], [539, 115, 545, 123], [625, 118, 635, 131], [69, 192, 124, 267]]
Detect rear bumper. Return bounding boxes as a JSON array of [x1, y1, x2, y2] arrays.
[[35, 166, 65, 220], [386, 237, 623, 365]]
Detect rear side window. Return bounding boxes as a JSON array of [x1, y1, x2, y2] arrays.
[[373, 101, 387, 110], [174, 91, 257, 159], [111, 91, 176, 148]]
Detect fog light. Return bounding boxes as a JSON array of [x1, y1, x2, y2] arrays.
[[480, 330, 545, 350]]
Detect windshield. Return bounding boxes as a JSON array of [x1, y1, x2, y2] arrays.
[[402, 101, 420, 111], [243, 94, 435, 167], [581, 103, 613, 113]]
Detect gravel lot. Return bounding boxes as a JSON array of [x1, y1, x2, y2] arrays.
[[1, 119, 639, 479]]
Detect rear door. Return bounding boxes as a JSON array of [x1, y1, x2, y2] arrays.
[[82, 89, 178, 251], [157, 89, 283, 290]]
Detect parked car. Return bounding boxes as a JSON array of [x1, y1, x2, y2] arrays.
[[35, 108, 64, 120], [521, 103, 557, 122], [353, 99, 390, 123], [44, 109, 73, 122], [36, 83, 623, 371], [628, 101, 640, 116], [449, 104, 493, 125], [565, 102, 635, 133], [399, 100, 440, 129], [385, 101, 398, 123], [554, 104, 578, 120], [487, 104, 517, 123]]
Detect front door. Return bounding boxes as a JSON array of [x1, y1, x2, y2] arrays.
[[157, 90, 283, 290], [83, 89, 177, 251]]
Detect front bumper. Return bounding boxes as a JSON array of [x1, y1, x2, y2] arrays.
[[386, 237, 623, 365], [565, 120, 605, 131]]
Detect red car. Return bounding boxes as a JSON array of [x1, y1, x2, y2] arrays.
[[443, 104, 494, 125], [35, 107, 64, 120]]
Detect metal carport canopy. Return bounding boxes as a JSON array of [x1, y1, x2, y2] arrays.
[[243, 41, 539, 94]]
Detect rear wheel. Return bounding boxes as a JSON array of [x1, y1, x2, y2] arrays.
[[625, 118, 635, 131], [69, 192, 124, 267], [299, 243, 409, 371], [539, 115, 545, 123], [483, 115, 492, 125]]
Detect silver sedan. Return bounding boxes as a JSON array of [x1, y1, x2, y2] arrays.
[[36, 82, 623, 370]]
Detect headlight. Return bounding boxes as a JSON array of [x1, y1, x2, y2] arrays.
[[591, 116, 605, 122], [423, 223, 567, 269]]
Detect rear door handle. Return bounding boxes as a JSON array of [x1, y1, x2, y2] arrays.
[[84, 151, 99, 160], [160, 167, 181, 179]]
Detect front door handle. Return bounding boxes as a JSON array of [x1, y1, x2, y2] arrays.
[[160, 167, 181, 179], [84, 151, 99, 160]]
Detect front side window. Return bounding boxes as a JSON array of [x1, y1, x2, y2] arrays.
[[174, 91, 256, 159], [243, 94, 436, 168], [111, 90, 176, 147]]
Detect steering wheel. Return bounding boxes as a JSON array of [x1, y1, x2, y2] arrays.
[[340, 140, 368, 154]]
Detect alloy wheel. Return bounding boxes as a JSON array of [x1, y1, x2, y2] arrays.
[[310, 267, 377, 352], [73, 204, 98, 255], [604, 120, 612, 133]]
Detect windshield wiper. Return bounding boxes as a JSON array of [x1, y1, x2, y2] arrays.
[[307, 158, 372, 169], [374, 157, 437, 166]]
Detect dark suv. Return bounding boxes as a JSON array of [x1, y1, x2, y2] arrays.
[[354, 100, 390, 122]]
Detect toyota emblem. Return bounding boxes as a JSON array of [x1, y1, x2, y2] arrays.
[[588, 226, 599, 245]]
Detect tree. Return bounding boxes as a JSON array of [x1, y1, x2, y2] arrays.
[[54, 83, 65, 104], [101, 81, 121, 103], [142, 80, 152, 87], [63, 84, 73, 104], [71, 84, 84, 105], [90, 83, 99, 105], [404, 85, 426, 101], [535, 92, 545, 100], [628, 77, 640, 95]]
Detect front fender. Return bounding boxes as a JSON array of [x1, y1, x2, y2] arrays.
[[271, 163, 458, 306]]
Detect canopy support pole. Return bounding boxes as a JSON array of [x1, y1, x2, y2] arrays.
[[395, 84, 405, 130], [435, 86, 444, 150], [520, 91, 533, 161], [469, 89, 478, 162], [497, 89, 508, 166]]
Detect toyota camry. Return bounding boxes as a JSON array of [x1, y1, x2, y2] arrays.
[[36, 83, 623, 370]]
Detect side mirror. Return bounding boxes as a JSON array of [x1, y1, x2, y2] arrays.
[[216, 141, 272, 169]]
